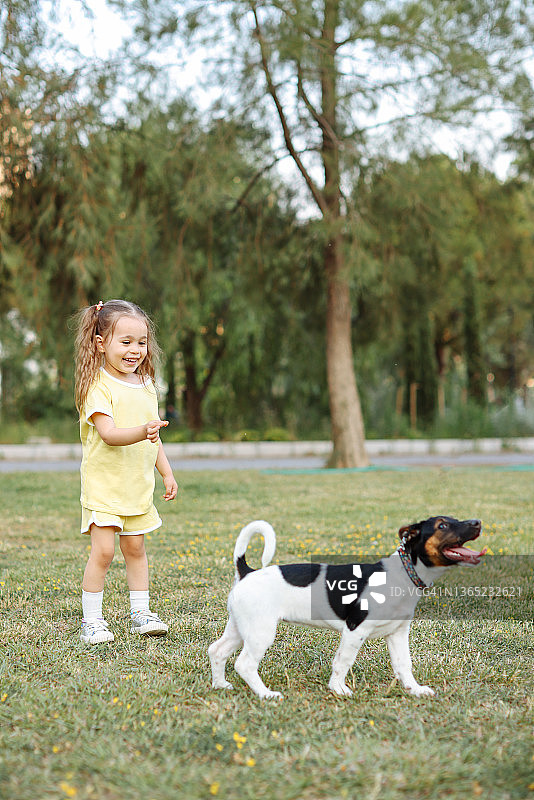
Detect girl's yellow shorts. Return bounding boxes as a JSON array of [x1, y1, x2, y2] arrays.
[[81, 505, 162, 536]]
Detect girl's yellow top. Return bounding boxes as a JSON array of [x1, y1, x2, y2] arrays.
[[80, 369, 159, 516]]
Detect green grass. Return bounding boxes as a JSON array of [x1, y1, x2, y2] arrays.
[[1, 468, 533, 800]]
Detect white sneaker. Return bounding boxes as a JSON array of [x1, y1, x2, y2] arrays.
[[130, 610, 168, 637], [80, 618, 114, 644]]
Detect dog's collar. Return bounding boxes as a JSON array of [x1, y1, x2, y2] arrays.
[[397, 541, 429, 589]]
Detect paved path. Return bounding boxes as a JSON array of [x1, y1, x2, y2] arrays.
[[2, 443, 534, 472]]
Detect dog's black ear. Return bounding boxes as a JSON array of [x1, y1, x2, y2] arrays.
[[398, 522, 422, 545]]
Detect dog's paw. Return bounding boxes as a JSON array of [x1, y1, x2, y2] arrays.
[[409, 685, 435, 697], [328, 679, 353, 697], [260, 690, 284, 701], [212, 680, 234, 690]]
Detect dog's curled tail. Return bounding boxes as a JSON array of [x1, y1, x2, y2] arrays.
[[233, 520, 276, 580]]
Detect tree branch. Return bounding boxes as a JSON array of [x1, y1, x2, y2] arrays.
[[296, 60, 342, 150], [250, 3, 327, 215], [230, 152, 284, 212], [199, 337, 226, 401]]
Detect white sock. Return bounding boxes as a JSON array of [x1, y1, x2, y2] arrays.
[[130, 590, 150, 614], [82, 590, 104, 622]]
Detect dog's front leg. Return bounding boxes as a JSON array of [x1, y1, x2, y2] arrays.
[[328, 627, 367, 697], [386, 622, 435, 697]]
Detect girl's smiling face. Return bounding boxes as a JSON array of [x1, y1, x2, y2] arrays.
[[96, 315, 149, 382]]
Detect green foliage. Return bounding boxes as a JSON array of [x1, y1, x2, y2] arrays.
[[463, 258, 486, 406], [429, 397, 534, 440], [357, 154, 534, 427], [234, 429, 261, 441], [262, 427, 293, 441], [2, 0, 534, 446]]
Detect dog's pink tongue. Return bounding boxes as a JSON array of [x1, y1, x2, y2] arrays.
[[443, 545, 487, 563]]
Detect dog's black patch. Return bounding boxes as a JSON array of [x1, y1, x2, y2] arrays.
[[325, 562, 386, 631], [279, 563, 322, 587], [236, 555, 254, 580]]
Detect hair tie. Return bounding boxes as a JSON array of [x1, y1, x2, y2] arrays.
[[95, 300, 104, 312]]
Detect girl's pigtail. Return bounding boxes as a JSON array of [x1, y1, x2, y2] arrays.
[[74, 304, 103, 414]]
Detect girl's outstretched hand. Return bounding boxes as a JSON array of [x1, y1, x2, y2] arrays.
[[162, 473, 178, 501], [146, 419, 169, 443]]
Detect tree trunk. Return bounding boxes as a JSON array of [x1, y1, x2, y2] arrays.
[[182, 331, 204, 433], [185, 389, 203, 432], [181, 327, 226, 434], [464, 260, 486, 406], [253, 0, 368, 466], [325, 236, 369, 467], [321, 1, 368, 467]]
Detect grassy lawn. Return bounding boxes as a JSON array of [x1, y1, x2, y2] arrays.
[[1, 467, 532, 800]]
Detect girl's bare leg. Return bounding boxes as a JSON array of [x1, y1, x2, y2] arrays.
[[82, 525, 117, 591], [80, 525, 117, 643], [119, 534, 149, 591]]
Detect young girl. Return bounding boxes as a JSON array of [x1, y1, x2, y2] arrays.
[[74, 299, 178, 644]]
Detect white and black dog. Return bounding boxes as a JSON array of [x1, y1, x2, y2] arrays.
[[209, 516, 487, 699]]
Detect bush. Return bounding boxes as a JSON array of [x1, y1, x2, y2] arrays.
[[233, 430, 261, 441], [262, 427, 293, 441], [429, 398, 534, 440], [197, 430, 221, 442], [163, 428, 193, 443]]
